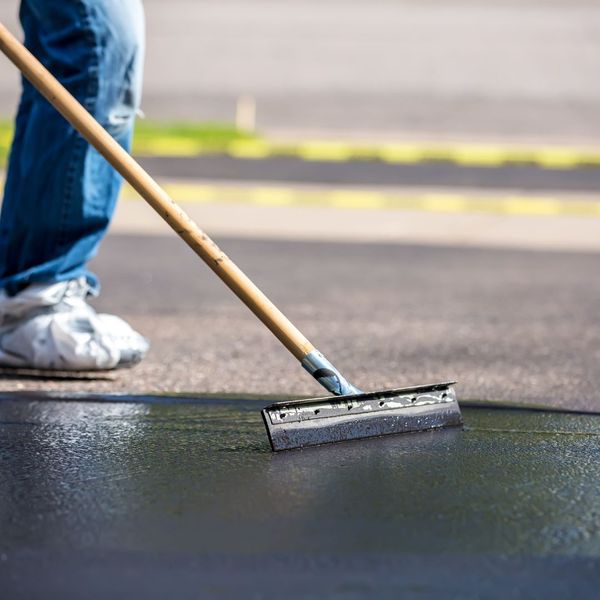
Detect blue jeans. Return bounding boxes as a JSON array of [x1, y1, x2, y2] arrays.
[[0, 0, 145, 295]]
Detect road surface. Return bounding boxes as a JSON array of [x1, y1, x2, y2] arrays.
[[1, 396, 599, 598], [2, 232, 598, 413]]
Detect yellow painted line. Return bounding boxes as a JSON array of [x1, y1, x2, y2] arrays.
[[296, 142, 358, 162], [132, 137, 206, 157], [131, 136, 600, 169], [446, 146, 515, 166], [121, 182, 600, 218], [421, 194, 470, 213], [327, 190, 388, 210], [227, 140, 272, 159], [250, 187, 297, 206], [379, 145, 426, 164]]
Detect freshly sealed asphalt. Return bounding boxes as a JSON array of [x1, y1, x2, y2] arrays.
[[1, 394, 599, 599]]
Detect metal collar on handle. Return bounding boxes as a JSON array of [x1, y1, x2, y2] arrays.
[[301, 349, 363, 396]]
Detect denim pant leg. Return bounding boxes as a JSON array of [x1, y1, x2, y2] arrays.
[[0, 0, 145, 295]]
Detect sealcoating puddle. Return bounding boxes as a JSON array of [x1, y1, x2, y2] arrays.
[[1, 392, 599, 597]]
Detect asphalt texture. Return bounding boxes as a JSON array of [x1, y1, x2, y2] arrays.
[[138, 155, 600, 192], [1, 395, 599, 599], [2, 235, 598, 412]]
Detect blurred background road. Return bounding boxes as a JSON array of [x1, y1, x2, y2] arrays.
[[0, 0, 599, 410], [1, 0, 600, 141]]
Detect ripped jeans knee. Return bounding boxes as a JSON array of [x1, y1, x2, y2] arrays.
[[96, 0, 145, 137]]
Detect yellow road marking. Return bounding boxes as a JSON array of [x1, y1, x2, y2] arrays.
[[227, 140, 272, 159], [133, 138, 206, 157], [121, 182, 600, 218], [131, 137, 600, 169]]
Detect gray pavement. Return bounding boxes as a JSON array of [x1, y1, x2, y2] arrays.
[[138, 155, 600, 192], [112, 195, 600, 252], [1, 0, 600, 141], [2, 234, 599, 412]]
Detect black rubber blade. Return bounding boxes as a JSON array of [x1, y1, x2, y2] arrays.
[[262, 382, 462, 451]]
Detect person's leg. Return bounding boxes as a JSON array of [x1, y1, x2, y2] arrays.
[[0, 0, 145, 294], [0, 0, 148, 370]]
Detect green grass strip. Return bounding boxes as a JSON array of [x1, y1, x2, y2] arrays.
[[132, 121, 258, 156], [0, 119, 257, 168]]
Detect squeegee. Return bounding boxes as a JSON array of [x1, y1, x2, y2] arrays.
[[0, 23, 462, 451]]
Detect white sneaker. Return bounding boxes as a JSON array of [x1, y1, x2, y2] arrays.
[[0, 277, 149, 370]]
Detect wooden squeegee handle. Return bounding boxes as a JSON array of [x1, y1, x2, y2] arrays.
[[0, 22, 314, 361]]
